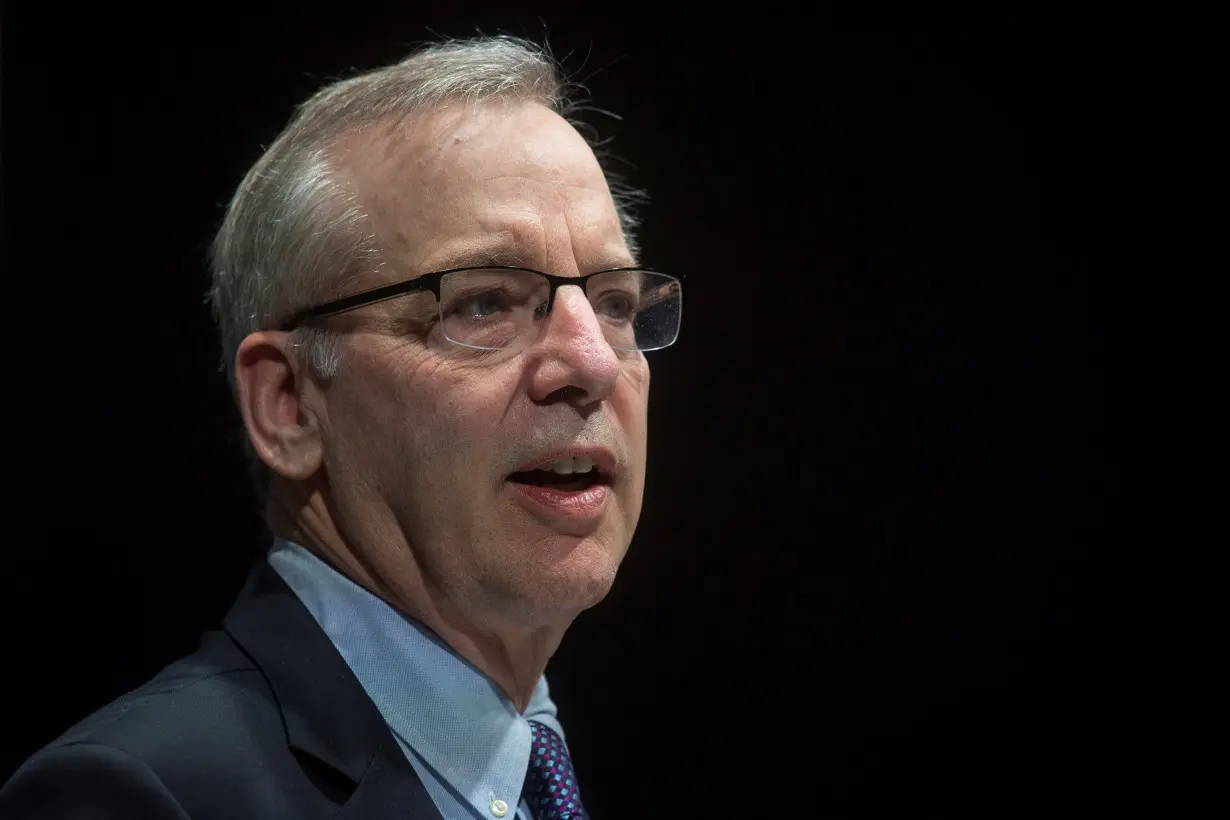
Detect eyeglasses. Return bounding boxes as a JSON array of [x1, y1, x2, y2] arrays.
[[280, 266, 683, 354]]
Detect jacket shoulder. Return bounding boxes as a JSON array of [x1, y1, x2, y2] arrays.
[[0, 741, 193, 818], [2, 630, 303, 817], [50, 629, 273, 749]]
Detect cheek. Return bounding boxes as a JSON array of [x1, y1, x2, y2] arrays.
[[323, 344, 444, 471], [396, 358, 522, 472], [618, 362, 652, 437]]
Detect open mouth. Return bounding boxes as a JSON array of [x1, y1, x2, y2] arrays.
[[508, 468, 610, 492], [507, 455, 612, 493], [506, 453, 615, 520]]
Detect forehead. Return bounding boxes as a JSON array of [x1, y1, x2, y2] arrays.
[[334, 101, 628, 273]]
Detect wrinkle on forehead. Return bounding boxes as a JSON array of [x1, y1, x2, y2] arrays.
[[328, 101, 623, 278]]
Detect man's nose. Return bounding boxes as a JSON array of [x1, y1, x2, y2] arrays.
[[524, 285, 621, 407]]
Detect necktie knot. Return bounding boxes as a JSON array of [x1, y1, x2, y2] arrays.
[[522, 720, 588, 820]]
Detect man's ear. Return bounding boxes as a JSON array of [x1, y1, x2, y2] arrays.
[[234, 331, 323, 481]]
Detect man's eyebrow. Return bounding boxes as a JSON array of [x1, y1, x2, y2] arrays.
[[426, 243, 528, 269], [431, 245, 639, 273]]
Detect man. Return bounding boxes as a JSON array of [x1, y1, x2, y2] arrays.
[[0, 35, 681, 819]]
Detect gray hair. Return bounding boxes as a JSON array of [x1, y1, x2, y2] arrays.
[[207, 36, 645, 497]]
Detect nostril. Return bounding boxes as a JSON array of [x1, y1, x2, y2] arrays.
[[550, 386, 587, 402]]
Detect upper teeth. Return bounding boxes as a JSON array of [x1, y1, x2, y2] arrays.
[[549, 456, 596, 475]]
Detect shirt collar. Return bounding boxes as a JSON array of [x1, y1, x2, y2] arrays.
[[267, 538, 566, 815]]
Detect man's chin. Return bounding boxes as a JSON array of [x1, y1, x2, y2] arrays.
[[508, 524, 626, 602], [516, 549, 621, 620]]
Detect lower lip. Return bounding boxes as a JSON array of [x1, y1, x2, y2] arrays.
[[508, 482, 611, 519]]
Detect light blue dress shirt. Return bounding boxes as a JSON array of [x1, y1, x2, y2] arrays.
[[268, 539, 570, 820]]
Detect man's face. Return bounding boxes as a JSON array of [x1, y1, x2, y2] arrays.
[[314, 101, 650, 625]]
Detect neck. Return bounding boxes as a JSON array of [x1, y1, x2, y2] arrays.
[[266, 478, 565, 712]]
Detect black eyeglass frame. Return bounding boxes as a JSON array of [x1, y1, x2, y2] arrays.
[[279, 265, 683, 336]]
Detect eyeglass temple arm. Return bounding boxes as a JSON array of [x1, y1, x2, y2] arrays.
[[281, 279, 435, 331]]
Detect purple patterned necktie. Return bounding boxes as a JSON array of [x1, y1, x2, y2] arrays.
[[522, 719, 589, 820]]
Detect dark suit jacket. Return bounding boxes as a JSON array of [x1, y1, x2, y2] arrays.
[[0, 558, 446, 818]]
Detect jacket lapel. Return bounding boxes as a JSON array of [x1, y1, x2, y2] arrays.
[[223, 557, 443, 819]]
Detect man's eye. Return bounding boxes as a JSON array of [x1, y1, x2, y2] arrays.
[[595, 292, 638, 320], [454, 290, 509, 318]]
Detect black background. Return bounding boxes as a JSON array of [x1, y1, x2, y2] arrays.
[[2, 3, 1221, 816]]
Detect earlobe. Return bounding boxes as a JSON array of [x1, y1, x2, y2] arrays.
[[234, 331, 323, 481]]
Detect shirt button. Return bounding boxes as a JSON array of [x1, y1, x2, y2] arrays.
[[490, 798, 509, 817]]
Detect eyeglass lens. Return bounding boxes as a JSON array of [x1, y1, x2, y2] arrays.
[[437, 269, 681, 352]]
